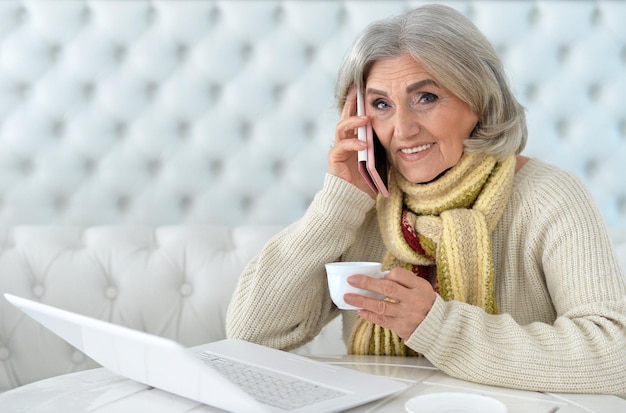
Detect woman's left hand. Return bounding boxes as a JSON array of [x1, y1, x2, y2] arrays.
[[344, 267, 437, 340]]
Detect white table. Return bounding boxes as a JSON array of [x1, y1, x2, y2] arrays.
[[1, 354, 624, 412]]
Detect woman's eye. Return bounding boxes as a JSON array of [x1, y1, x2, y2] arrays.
[[373, 99, 389, 110], [418, 93, 438, 104]]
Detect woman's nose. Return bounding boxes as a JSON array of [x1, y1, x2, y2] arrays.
[[392, 105, 420, 139]]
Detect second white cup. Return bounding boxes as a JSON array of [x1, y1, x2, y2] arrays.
[[325, 262, 387, 310]]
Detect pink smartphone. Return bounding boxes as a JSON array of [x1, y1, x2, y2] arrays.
[[357, 89, 390, 197]]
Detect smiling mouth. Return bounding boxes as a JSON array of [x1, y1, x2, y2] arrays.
[[400, 143, 433, 154]]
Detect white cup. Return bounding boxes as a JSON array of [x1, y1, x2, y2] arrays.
[[325, 262, 388, 310]]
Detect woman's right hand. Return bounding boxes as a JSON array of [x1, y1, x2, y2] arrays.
[[328, 87, 377, 198]]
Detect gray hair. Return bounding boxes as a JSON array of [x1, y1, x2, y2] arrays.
[[336, 4, 527, 159]]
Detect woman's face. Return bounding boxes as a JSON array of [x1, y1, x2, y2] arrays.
[[365, 54, 478, 184]]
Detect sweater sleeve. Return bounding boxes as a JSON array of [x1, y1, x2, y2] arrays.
[[226, 174, 377, 351], [406, 165, 626, 395]]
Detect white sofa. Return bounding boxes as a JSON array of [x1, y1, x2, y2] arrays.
[[0, 225, 624, 393], [0, 225, 344, 391], [0, 0, 625, 394]]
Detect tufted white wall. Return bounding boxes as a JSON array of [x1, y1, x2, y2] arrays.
[[0, 0, 624, 228]]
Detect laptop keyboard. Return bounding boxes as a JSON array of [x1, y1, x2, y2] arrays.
[[199, 352, 346, 410]]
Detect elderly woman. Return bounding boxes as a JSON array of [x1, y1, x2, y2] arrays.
[[226, 4, 626, 394]]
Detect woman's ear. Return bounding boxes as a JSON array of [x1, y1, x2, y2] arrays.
[[469, 122, 479, 138]]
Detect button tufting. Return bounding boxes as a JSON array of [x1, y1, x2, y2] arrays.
[[117, 196, 130, 212], [239, 121, 252, 141], [240, 196, 253, 212], [177, 121, 189, 138], [272, 84, 284, 103], [588, 83, 601, 102], [17, 82, 30, 99], [83, 158, 96, 175], [240, 43, 252, 61], [105, 286, 118, 299], [145, 82, 158, 99], [208, 6, 221, 24], [555, 118, 570, 139], [52, 119, 65, 137], [114, 121, 127, 139], [80, 6, 91, 24], [176, 44, 188, 61], [271, 160, 284, 177], [19, 159, 34, 175], [179, 195, 192, 212], [16, 5, 27, 24], [114, 45, 126, 62], [32, 284, 45, 298], [209, 158, 223, 176], [54, 195, 68, 212], [0, 347, 9, 361], [83, 82, 95, 99], [179, 283, 193, 297], [209, 83, 221, 100], [557, 44, 570, 63], [524, 83, 537, 102], [304, 45, 316, 62], [48, 44, 61, 62], [147, 159, 161, 175], [619, 197, 626, 214], [591, 7, 601, 27]]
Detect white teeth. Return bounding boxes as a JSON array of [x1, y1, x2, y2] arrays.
[[401, 143, 432, 154]]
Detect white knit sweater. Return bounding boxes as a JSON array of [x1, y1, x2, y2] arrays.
[[226, 158, 626, 395]]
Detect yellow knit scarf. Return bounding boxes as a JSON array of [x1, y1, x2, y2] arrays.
[[348, 153, 516, 356]]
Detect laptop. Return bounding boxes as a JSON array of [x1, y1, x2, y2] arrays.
[[4, 293, 407, 412]]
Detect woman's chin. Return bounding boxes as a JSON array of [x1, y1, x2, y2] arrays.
[[398, 167, 450, 184]]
